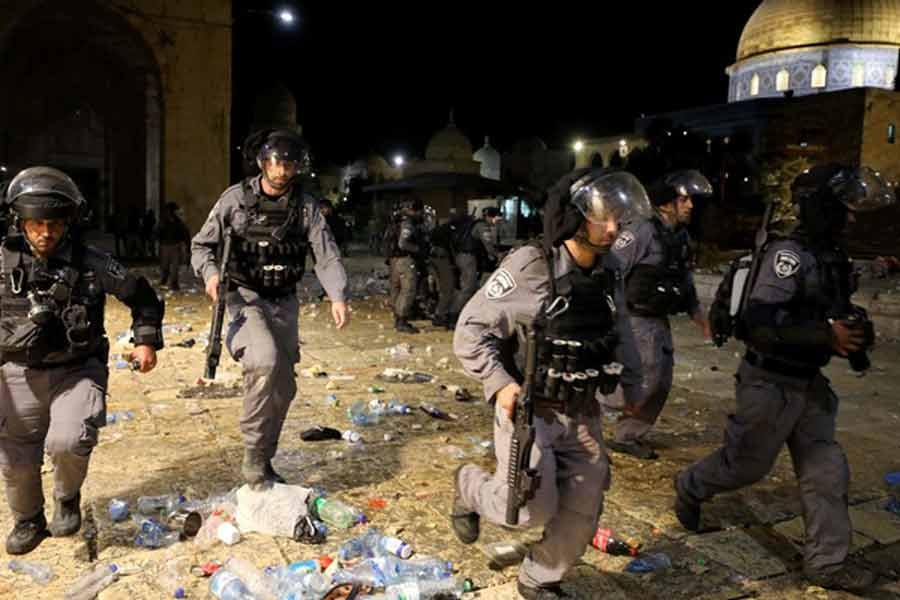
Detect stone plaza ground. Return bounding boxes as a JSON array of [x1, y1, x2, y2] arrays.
[[1, 252, 899, 599]]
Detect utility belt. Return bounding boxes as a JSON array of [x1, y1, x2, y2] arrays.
[[1, 338, 109, 370], [744, 350, 819, 379], [532, 338, 622, 418]]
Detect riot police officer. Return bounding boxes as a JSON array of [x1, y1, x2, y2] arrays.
[[607, 170, 712, 459], [388, 197, 426, 334], [451, 168, 648, 599], [452, 206, 502, 324], [675, 164, 894, 593], [0, 167, 163, 554], [191, 129, 349, 486]]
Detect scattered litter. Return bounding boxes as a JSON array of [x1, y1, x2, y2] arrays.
[[300, 364, 328, 378], [378, 368, 434, 383], [173, 338, 196, 348], [624, 552, 672, 573], [106, 411, 135, 425], [8, 559, 54, 585], [386, 343, 412, 358], [301, 426, 343, 442], [420, 404, 457, 421], [324, 394, 339, 407]]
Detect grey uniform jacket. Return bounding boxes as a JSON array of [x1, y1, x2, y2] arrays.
[[611, 218, 701, 318], [397, 217, 422, 256], [453, 244, 642, 403], [190, 176, 348, 302]]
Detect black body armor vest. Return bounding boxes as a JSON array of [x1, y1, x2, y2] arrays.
[[0, 236, 107, 367], [227, 180, 309, 295], [625, 218, 692, 317]]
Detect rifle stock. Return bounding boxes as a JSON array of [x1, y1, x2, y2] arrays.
[[204, 227, 233, 380], [505, 319, 542, 525]]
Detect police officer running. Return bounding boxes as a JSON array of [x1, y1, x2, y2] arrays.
[[388, 197, 427, 334], [606, 170, 712, 459], [0, 167, 164, 554], [675, 164, 894, 593], [451, 168, 648, 599], [191, 129, 349, 486]]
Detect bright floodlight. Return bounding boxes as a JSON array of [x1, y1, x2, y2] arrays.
[[393, 155, 405, 167], [277, 9, 295, 24], [573, 140, 584, 152]]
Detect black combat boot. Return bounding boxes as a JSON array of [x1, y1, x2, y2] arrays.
[[394, 318, 420, 334], [673, 475, 701, 532], [49, 492, 82, 537], [242, 449, 268, 486], [449, 465, 479, 545], [806, 565, 876, 593], [517, 581, 570, 599], [6, 511, 49, 555], [265, 460, 287, 484], [607, 439, 658, 460]]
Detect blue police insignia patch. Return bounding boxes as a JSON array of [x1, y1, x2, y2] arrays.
[[773, 250, 801, 279], [485, 269, 517, 300]]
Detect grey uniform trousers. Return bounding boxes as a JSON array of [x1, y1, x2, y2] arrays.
[[458, 402, 610, 588], [0, 358, 107, 521], [158, 242, 183, 290], [225, 287, 300, 460], [431, 254, 456, 320], [614, 315, 673, 442], [453, 253, 479, 317], [389, 256, 418, 320], [677, 359, 850, 576]]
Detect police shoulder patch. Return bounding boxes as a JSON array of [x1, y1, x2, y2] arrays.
[[485, 268, 517, 300], [773, 249, 801, 279], [613, 231, 635, 250], [106, 256, 127, 280]]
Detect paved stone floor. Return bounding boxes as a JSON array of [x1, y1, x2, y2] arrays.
[[1, 254, 899, 599]]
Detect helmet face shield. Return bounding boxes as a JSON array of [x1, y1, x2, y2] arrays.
[[257, 131, 311, 176], [569, 170, 652, 225], [5, 166, 84, 221], [828, 166, 895, 212], [664, 169, 713, 197]]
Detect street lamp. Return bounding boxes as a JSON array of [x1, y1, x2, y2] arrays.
[[243, 7, 297, 27], [277, 9, 295, 25], [572, 140, 584, 152], [393, 155, 405, 167]]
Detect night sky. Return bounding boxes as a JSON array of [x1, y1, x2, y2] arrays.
[[233, 1, 763, 167]]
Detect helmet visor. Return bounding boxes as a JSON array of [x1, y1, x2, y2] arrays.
[[829, 166, 896, 212], [664, 169, 713, 197], [570, 170, 652, 225]]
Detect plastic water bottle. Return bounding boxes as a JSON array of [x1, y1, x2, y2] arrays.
[[157, 560, 187, 598], [223, 557, 278, 600], [314, 496, 364, 529], [133, 517, 180, 549], [324, 393, 339, 407], [64, 564, 119, 600], [379, 535, 413, 559], [8, 559, 54, 584], [349, 400, 379, 426], [382, 577, 466, 599], [287, 557, 333, 573], [387, 399, 412, 415], [624, 552, 672, 573], [342, 430, 362, 444], [395, 558, 452, 580], [209, 570, 254, 600], [137, 494, 186, 516], [108, 498, 129, 521]]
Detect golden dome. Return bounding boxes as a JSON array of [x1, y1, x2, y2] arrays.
[[425, 123, 473, 162], [737, 0, 900, 61]]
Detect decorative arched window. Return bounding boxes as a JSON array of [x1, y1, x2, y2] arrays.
[[776, 69, 790, 91], [750, 73, 760, 96], [852, 64, 865, 87], [811, 64, 827, 88]]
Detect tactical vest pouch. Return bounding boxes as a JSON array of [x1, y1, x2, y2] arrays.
[[626, 265, 686, 317], [0, 317, 67, 366]]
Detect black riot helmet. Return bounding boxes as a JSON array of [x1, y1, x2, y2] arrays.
[[243, 128, 311, 177], [792, 164, 895, 241], [4, 166, 86, 222], [398, 196, 423, 214], [648, 169, 713, 207], [544, 167, 651, 250]]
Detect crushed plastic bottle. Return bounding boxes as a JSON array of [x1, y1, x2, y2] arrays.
[[8, 559, 54, 584], [209, 569, 254, 600], [157, 558, 188, 598], [333, 556, 454, 589], [387, 399, 412, 415], [64, 563, 118, 600], [315, 496, 365, 529], [624, 552, 672, 573], [342, 430, 362, 444], [108, 498, 130, 521], [419, 404, 456, 421], [137, 494, 186, 516], [381, 577, 467, 599], [133, 517, 181, 549], [223, 557, 277, 600], [324, 394, 339, 407], [106, 411, 135, 425]]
